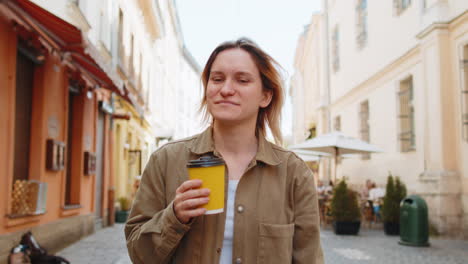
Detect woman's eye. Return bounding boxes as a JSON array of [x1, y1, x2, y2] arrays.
[[239, 79, 249, 83], [211, 77, 222, 82]]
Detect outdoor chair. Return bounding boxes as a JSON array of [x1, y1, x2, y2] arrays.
[[361, 200, 375, 228]]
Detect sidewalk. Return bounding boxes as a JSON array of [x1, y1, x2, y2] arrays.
[[321, 228, 468, 263], [57, 224, 131, 264], [58, 224, 468, 264]]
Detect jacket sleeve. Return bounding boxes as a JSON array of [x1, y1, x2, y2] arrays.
[[291, 159, 324, 264], [125, 150, 191, 264]]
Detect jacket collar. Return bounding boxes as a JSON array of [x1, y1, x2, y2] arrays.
[[189, 127, 282, 166]]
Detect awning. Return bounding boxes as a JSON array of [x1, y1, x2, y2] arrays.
[[0, 0, 128, 99]]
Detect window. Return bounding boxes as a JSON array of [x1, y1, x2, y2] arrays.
[[146, 70, 151, 104], [398, 76, 415, 152], [99, 2, 111, 52], [462, 44, 468, 140], [360, 100, 370, 159], [356, 0, 368, 49], [332, 25, 340, 72], [129, 34, 134, 79], [334, 116, 341, 131], [118, 9, 124, 66], [138, 53, 143, 91], [394, 0, 411, 16], [65, 81, 81, 205], [13, 46, 35, 184]]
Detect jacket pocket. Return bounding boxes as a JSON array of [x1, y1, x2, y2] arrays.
[[257, 223, 294, 264]]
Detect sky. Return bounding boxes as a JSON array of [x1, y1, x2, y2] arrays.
[[175, 0, 322, 139]]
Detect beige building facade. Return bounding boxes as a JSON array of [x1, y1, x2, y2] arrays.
[[291, 0, 468, 237], [151, 0, 204, 144]]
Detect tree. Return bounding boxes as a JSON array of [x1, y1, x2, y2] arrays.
[[330, 179, 360, 222], [382, 173, 407, 223]]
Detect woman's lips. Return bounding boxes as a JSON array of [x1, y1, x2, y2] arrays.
[[215, 100, 239, 106]]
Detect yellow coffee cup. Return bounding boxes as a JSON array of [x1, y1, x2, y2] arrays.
[[187, 156, 225, 214]]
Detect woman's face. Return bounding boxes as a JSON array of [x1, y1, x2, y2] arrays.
[[206, 48, 272, 126]]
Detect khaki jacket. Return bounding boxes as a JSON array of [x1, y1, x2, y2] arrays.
[[125, 128, 324, 264]]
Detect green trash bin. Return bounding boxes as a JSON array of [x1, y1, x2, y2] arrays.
[[399, 195, 430, 247]]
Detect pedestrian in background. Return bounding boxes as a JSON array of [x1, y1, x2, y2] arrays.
[[125, 38, 323, 264]]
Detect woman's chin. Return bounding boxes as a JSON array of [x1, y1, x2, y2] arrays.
[[212, 116, 239, 123]]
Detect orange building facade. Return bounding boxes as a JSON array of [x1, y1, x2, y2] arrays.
[[0, 0, 124, 260]]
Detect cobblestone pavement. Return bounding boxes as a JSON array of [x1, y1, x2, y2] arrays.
[[320, 228, 468, 264], [58, 224, 468, 264], [57, 224, 131, 264]]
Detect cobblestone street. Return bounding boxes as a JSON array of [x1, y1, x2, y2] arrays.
[[57, 224, 468, 263], [320, 228, 468, 264], [57, 224, 131, 264]]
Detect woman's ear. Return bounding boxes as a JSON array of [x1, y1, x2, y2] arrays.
[[259, 90, 272, 108]]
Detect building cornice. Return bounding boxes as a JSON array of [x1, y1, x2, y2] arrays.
[[416, 22, 449, 39], [417, 10, 468, 39], [331, 45, 421, 111]]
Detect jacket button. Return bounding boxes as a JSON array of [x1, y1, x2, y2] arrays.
[[216, 248, 221, 254], [235, 257, 242, 264], [237, 205, 244, 213]]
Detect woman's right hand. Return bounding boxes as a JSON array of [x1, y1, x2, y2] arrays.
[[173, 179, 210, 224]]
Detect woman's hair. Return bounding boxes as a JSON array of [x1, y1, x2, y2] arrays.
[[200, 37, 284, 145]]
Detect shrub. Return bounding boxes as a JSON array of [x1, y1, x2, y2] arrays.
[[381, 173, 407, 223], [118, 196, 131, 211], [330, 179, 361, 222]]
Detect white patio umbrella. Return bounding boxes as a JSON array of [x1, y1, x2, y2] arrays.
[[289, 131, 383, 181], [292, 149, 331, 162]]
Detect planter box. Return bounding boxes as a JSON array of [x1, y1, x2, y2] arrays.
[[384, 222, 400, 235], [333, 221, 361, 235], [115, 210, 129, 223]]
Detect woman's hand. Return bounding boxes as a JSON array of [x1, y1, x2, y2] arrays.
[[173, 179, 210, 224]]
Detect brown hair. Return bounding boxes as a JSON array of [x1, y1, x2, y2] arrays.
[[200, 38, 284, 145]]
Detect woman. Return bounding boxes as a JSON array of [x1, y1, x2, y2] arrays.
[[125, 38, 323, 264]]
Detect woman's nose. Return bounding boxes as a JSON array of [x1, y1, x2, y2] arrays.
[[220, 80, 235, 96]]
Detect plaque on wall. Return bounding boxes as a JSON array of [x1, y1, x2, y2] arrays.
[[84, 152, 96, 175], [47, 116, 59, 138], [46, 139, 66, 171], [84, 135, 92, 150]]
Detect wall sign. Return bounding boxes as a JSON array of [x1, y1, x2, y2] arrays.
[[84, 152, 96, 175], [46, 139, 66, 171]]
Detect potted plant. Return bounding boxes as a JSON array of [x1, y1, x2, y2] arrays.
[[115, 196, 131, 223], [330, 179, 361, 235], [381, 174, 407, 235]]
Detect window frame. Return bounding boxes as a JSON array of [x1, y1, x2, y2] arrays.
[[332, 24, 340, 72], [334, 115, 341, 132], [7, 41, 45, 220], [397, 76, 416, 152], [461, 43, 468, 141], [359, 100, 371, 160], [355, 0, 368, 50], [394, 0, 412, 16], [63, 80, 85, 207]]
